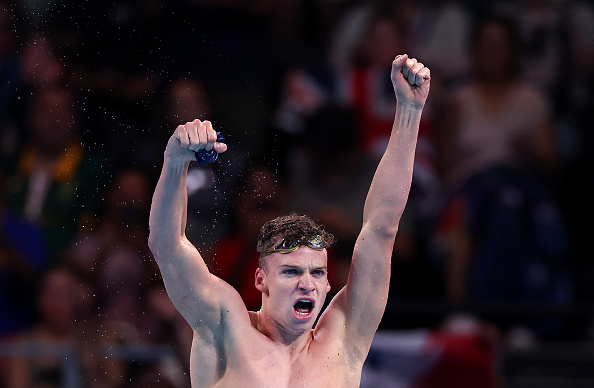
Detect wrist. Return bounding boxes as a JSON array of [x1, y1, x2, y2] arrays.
[[163, 150, 191, 169], [396, 100, 425, 112], [395, 103, 424, 125]]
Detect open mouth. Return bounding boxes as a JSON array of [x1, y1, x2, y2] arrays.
[[293, 299, 314, 317]]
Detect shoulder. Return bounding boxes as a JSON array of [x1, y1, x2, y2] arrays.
[[312, 288, 372, 364]]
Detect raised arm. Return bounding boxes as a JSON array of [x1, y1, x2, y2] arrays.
[[320, 55, 430, 356], [148, 119, 229, 326]]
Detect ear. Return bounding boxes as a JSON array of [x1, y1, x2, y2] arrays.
[[255, 268, 267, 293], [326, 282, 331, 293]]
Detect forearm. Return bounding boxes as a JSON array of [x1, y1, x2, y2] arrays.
[[362, 102, 423, 235], [148, 156, 191, 256], [345, 103, 423, 330], [340, 56, 429, 343]]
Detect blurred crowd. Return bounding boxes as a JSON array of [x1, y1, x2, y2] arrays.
[[0, 0, 593, 387]]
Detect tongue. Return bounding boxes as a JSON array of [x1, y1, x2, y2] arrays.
[[296, 306, 310, 313], [294, 302, 312, 314]]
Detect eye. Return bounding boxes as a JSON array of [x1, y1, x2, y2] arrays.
[[312, 269, 326, 277], [283, 268, 299, 275]]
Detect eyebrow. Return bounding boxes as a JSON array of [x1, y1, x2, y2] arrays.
[[279, 265, 328, 271]]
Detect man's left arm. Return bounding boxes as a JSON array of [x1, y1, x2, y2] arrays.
[[318, 54, 430, 359]]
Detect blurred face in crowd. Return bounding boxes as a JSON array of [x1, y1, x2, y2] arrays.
[[38, 269, 80, 334], [473, 20, 515, 81], [167, 78, 211, 125], [364, 17, 403, 68], [105, 169, 152, 228], [29, 87, 76, 154], [236, 167, 288, 240], [21, 34, 64, 85]]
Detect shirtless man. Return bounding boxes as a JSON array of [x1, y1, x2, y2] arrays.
[[148, 54, 430, 388]]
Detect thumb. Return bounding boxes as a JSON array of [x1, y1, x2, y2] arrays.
[[213, 142, 228, 154], [392, 54, 408, 72]]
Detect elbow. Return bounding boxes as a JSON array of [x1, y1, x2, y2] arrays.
[[148, 233, 178, 261], [376, 222, 400, 240], [147, 234, 162, 260], [147, 233, 158, 254], [364, 211, 402, 240]]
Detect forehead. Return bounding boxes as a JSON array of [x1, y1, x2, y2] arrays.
[[268, 246, 328, 268]]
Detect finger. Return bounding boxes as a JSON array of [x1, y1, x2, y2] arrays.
[[176, 124, 190, 148], [203, 120, 217, 151], [392, 54, 408, 71], [391, 54, 408, 83], [188, 119, 202, 151], [213, 142, 227, 154], [196, 120, 208, 150], [419, 67, 431, 81], [410, 62, 425, 86], [403, 58, 418, 84]]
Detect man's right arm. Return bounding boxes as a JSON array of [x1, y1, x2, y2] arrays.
[[148, 119, 229, 327]]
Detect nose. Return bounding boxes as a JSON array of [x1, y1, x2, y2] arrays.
[[298, 274, 315, 293]]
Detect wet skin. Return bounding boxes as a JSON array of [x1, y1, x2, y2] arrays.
[[189, 246, 364, 388], [150, 54, 431, 388]]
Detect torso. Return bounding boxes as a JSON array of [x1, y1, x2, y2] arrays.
[[450, 83, 547, 182], [189, 310, 363, 388]]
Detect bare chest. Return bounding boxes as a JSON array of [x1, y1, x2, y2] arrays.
[[193, 335, 362, 388]]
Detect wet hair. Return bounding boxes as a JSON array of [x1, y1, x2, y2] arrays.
[[257, 214, 335, 271]]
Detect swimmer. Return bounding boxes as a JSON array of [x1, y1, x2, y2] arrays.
[[148, 54, 430, 388]]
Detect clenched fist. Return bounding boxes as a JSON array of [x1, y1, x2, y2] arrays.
[[165, 119, 228, 162], [391, 54, 431, 109]]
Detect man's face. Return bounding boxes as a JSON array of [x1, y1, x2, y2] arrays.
[[256, 246, 331, 334]]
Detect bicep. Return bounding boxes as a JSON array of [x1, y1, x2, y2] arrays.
[[318, 225, 394, 357], [345, 227, 393, 330]]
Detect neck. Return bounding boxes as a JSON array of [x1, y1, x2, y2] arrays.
[[253, 310, 313, 353]]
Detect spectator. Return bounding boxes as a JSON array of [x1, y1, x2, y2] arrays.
[[65, 167, 155, 338], [407, 0, 473, 84], [206, 163, 292, 311], [143, 282, 193, 387], [0, 167, 47, 338], [2, 85, 108, 262], [284, 104, 376, 294], [152, 76, 245, 246], [491, 0, 566, 98], [5, 266, 124, 388], [2, 31, 65, 164], [438, 15, 557, 186], [429, 15, 571, 339], [334, 11, 406, 158], [0, 0, 22, 162]]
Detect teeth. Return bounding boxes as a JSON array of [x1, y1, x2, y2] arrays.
[[294, 299, 314, 316]]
